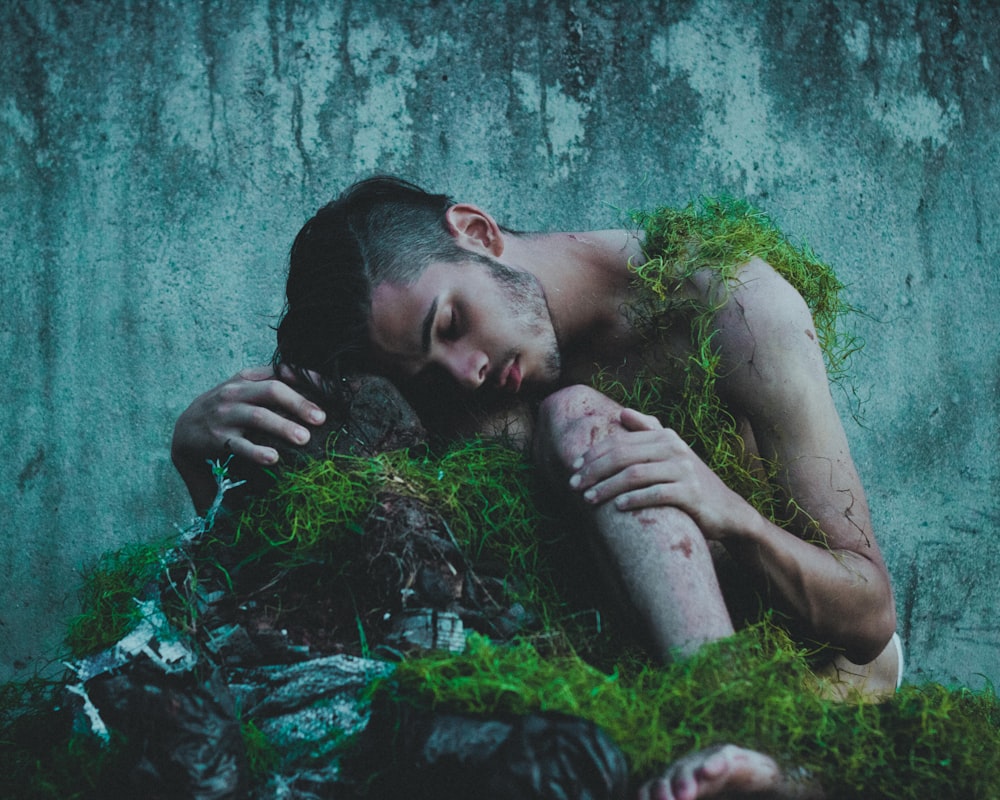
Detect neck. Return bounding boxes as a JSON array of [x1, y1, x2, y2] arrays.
[[501, 228, 642, 351]]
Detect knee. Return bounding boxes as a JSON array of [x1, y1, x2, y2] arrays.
[[537, 384, 621, 428], [535, 385, 624, 472]]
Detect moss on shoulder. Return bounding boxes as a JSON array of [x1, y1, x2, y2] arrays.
[[596, 197, 860, 531]]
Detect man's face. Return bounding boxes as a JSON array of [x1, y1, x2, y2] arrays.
[[369, 259, 561, 395]]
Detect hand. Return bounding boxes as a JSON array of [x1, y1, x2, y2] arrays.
[[171, 366, 327, 506], [568, 408, 749, 540]]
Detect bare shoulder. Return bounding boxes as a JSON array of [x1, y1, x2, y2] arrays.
[[709, 258, 829, 415], [709, 259, 879, 552]]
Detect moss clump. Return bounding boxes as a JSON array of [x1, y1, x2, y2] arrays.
[[228, 438, 563, 623], [7, 437, 1000, 798], [376, 625, 1000, 798], [235, 439, 538, 560], [632, 196, 856, 372], [64, 540, 173, 657]]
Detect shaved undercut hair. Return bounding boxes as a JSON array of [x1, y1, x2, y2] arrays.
[[274, 176, 472, 385]]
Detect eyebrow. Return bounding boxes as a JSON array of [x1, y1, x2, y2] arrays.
[[420, 297, 438, 355]]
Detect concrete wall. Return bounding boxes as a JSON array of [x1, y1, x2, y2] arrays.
[[2, 0, 997, 687]]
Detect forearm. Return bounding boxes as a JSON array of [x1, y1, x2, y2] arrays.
[[723, 506, 896, 663]]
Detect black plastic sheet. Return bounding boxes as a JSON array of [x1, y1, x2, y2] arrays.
[[357, 699, 629, 800]]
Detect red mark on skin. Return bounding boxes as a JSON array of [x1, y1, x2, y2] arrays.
[[588, 425, 601, 445], [805, 329, 815, 340], [636, 515, 656, 527], [671, 537, 693, 559]]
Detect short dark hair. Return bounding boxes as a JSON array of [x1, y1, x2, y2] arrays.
[[273, 175, 471, 388]]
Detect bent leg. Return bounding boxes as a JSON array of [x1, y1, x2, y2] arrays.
[[813, 632, 902, 702], [535, 385, 734, 661]]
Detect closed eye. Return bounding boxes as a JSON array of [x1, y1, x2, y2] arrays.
[[441, 306, 460, 341]]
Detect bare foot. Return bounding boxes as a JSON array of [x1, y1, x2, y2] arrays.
[[638, 744, 823, 800]]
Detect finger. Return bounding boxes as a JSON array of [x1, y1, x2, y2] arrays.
[[620, 407, 664, 432], [269, 372, 327, 425], [275, 362, 315, 386], [694, 747, 730, 781], [276, 363, 327, 392], [579, 463, 674, 505], [226, 404, 314, 448], [573, 431, 670, 472], [571, 442, 677, 493], [638, 776, 673, 800], [237, 379, 326, 426], [225, 434, 280, 466], [611, 484, 680, 511], [301, 366, 324, 386], [670, 764, 699, 800], [576, 428, 683, 472], [235, 365, 279, 382]]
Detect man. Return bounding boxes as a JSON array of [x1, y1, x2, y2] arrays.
[[172, 176, 897, 798]]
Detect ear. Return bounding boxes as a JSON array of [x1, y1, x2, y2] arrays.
[[445, 204, 505, 258]]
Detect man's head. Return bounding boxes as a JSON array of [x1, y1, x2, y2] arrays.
[[275, 176, 470, 380], [274, 175, 561, 400]]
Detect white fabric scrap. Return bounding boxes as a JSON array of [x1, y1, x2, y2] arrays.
[[65, 683, 110, 743], [116, 600, 197, 673]]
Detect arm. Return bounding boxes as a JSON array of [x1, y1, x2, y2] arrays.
[[713, 258, 895, 662], [569, 259, 895, 664], [171, 366, 327, 513]]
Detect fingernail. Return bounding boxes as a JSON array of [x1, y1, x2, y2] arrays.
[[309, 408, 325, 423], [572, 456, 584, 469], [569, 474, 581, 489], [294, 427, 309, 444], [584, 489, 596, 502]]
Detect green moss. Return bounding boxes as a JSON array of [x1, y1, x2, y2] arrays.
[[229, 439, 566, 626], [64, 540, 172, 657], [632, 196, 856, 371], [6, 437, 1000, 798], [236, 440, 536, 558], [375, 625, 1000, 798]]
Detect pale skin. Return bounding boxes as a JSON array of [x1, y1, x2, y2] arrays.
[[172, 201, 898, 797]]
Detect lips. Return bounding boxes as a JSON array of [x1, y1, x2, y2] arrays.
[[498, 356, 522, 394]]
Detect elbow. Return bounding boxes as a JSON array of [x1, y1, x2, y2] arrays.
[[843, 592, 897, 666]]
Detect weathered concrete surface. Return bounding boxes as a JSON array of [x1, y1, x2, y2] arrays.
[[2, 0, 997, 687]]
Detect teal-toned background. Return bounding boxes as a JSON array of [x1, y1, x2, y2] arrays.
[[2, 0, 997, 687]]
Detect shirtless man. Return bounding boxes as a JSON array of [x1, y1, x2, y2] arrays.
[[172, 176, 897, 798]]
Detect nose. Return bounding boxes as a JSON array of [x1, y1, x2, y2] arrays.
[[444, 345, 489, 389]]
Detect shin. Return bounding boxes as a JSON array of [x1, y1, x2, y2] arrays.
[[535, 385, 734, 661]]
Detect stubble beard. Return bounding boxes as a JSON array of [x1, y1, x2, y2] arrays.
[[487, 262, 562, 387]]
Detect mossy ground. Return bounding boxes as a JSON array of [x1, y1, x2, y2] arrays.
[[5, 440, 997, 798], [376, 628, 1000, 798]]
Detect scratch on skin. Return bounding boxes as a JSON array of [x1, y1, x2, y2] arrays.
[[671, 537, 693, 558], [805, 328, 815, 340]]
